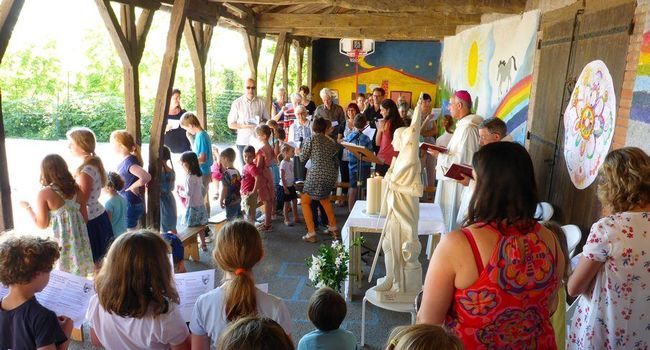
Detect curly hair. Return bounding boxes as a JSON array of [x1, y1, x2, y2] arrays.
[[0, 236, 60, 285], [597, 147, 650, 213]]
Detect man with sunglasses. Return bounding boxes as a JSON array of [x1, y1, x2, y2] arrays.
[[228, 78, 270, 165]]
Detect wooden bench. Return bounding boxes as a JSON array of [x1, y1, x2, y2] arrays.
[[208, 211, 228, 235], [178, 225, 208, 262]]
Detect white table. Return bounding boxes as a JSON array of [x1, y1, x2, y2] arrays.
[[361, 290, 416, 346], [342, 201, 445, 300]]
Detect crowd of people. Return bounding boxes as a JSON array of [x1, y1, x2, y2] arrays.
[[1, 78, 649, 350]]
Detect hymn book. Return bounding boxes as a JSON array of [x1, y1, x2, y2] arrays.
[[419, 142, 448, 153], [442, 163, 474, 181]]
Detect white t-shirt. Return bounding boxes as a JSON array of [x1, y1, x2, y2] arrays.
[[86, 295, 189, 350], [179, 175, 204, 208], [82, 164, 105, 220], [189, 285, 292, 345], [227, 95, 270, 146], [279, 159, 295, 186]]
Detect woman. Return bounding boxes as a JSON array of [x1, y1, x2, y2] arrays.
[[299, 85, 317, 116], [272, 87, 289, 122], [164, 88, 191, 154], [567, 147, 650, 350], [299, 117, 340, 243], [375, 99, 404, 176], [418, 142, 564, 349]]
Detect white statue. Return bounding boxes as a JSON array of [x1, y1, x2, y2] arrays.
[[368, 94, 424, 303]]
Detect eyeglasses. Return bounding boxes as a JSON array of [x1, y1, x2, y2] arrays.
[[246, 86, 256, 90]]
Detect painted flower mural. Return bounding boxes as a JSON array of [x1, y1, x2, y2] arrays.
[[563, 60, 616, 190]]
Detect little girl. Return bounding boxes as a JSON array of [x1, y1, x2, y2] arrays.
[[103, 172, 127, 237], [210, 144, 221, 202], [278, 143, 300, 226], [267, 120, 281, 217], [86, 230, 190, 349], [160, 146, 177, 233], [180, 112, 213, 215], [189, 221, 292, 349], [177, 151, 208, 251], [255, 125, 276, 231], [19, 154, 94, 277], [110, 130, 151, 230]]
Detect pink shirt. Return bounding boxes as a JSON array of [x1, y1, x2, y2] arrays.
[[241, 163, 258, 195], [378, 120, 398, 166]]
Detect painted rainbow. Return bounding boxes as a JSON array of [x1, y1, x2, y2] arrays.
[[492, 74, 533, 122]]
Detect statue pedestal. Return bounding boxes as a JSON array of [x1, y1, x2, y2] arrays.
[[361, 285, 418, 346], [366, 282, 421, 304]]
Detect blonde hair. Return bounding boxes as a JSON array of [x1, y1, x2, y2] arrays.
[[94, 230, 179, 318], [385, 324, 464, 350], [180, 111, 202, 129], [66, 127, 107, 186], [213, 221, 264, 322], [217, 316, 293, 350], [110, 130, 143, 166], [597, 147, 650, 213]]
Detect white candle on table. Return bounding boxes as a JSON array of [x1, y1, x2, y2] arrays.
[[366, 175, 382, 215]]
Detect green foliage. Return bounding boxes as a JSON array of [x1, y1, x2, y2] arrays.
[[305, 237, 363, 292]]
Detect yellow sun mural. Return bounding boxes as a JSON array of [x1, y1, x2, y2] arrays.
[[467, 41, 479, 87]]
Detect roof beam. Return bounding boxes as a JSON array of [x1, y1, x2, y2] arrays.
[[256, 12, 480, 29], [258, 25, 457, 40], [208, 0, 526, 14]]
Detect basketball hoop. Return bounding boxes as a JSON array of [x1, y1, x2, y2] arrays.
[[340, 38, 374, 62]]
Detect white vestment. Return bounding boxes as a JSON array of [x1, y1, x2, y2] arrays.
[[456, 179, 475, 227], [434, 114, 482, 232]]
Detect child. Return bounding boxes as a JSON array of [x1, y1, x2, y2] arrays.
[[0, 236, 73, 350], [385, 324, 464, 350], [219, 148, 242, 220], [19, 154, 94, 277], [278, 143, 300, 226], [189, 221, 292, 349], [240, 146, 259, 223], [67, 127, 114, 264], [103, 171, 127, 237], [210, 144, 221, 202], [267, 120, 281, 217], [180, 112, 213, 215], [110, 130, 151, 231], [177, 151, 209, 251], [543, 221, 570, 350], [160, 146, 178, 234], [86, 231, 190, 349], [344, 114, 373, 211], [218, 317, 294, 350], [297, 287, 356, 350], [254, 125, 276, 231]]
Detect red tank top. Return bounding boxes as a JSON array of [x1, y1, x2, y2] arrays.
[[445, 222, 559, 349]]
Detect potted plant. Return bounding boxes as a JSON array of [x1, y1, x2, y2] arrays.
[[306, 238, 363, 292]]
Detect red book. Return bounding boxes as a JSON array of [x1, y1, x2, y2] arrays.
[[442, 163, 474, 181], [419, 142, 448, 153]]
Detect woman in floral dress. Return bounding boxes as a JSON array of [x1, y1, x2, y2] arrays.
[[568, 147, 650, 350]]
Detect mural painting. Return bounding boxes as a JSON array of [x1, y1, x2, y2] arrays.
[[563, 60, 616, 190], [439, 10, 540, 144], [312, 39, 441, 107], [627, 11, 650, 152]]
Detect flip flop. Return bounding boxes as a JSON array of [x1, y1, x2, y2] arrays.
[[301, 234, 318, 243]]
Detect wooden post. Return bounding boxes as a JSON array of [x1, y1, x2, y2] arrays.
[[306, 44, 313, 88], [295, 42, 304, 89], [0, 0, 26, 231], [185, 19, 215, 128], [281, 40, 290, 91], [242, 30, 262, 80], [265, 32, 287, 110], [147, 0, 189, 228], [95, 1, 155, 145]]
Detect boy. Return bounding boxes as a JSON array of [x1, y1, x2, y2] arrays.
[[219, 148, 242, 220], [240, 145, 259, 223], [297, 287, 357, 350], [0, 236, 73, 350], [344, 114, 373, 211]]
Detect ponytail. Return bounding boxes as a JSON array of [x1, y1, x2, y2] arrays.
[[110, 130, 142, 166], [66, 127, 107, 186], [213, 221, 264, 322]]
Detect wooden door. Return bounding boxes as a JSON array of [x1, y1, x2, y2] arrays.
[[529, 1, 635, 234]]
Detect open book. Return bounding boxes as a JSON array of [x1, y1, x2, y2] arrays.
[[442, 163, 474, 181], [419, 142, 448, 153]]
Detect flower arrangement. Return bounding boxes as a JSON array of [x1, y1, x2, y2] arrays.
[[306, 237, 363, 292]]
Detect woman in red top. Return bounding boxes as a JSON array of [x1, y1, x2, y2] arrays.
[[417, 142, 565, 349], [375, 99, 404, 176]]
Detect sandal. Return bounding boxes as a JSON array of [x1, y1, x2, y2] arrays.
[[284, 220, 294, 227], [324, 227, 338, 240], [200, 243, 208, 252], [256, 223, 273, 232], [301, 233, 318, 243]]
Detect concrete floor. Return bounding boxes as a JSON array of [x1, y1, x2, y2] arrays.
[[68, 205, 432, 349]]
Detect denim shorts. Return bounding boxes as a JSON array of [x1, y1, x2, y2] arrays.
[[349, 166, 371, 188], [127, 202, 145, 229]]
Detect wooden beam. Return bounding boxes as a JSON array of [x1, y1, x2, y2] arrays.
[[185, 19, 215, 128], [0, 0, 24, 64], [222, 2, 254, 18], [148, 0, 189, 229], [242, 31, 262, 80], [266, 32, 288, 112], [256, 12, 480, 28], [281, 40, 290, 91], [105, 0, 160, 10], [135, 8, 155, 62], [295, 42, 304, 89], [258, 26, 453, 40], [95, 0, 132, 65], [208, 0, 526, 14], [306, 44, 313, 88]]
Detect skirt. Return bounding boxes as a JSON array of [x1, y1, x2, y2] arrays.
[[86, 211, 114, 263], [160, 191, 177, 233], [183, 205, 208, 227]]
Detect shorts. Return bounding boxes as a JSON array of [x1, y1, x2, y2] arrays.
[[126, 202, 145, 229], [241, 193, 258, 218], [276, 185, 298, 203], [349, 166, 371, 188], [225, 203, 242, 220]]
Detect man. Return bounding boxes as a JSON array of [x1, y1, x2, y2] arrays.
[[313, 88, 345, 139], [429, 90, 483, 232], [419, 93, 437, 190], [227, 78, 270, 165], [356, 93, 367, 113], [455, 117, 508, 226], [363, 87, 385, 127]]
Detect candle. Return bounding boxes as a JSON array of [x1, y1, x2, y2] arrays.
[[380, 178, 389, 217], [366, 175, 383, 215]]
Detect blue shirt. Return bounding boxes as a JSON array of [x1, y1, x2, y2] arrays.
[[118, 154, 142, 205], [104, 194, 127, 236], [0, 297, 67, 350], [193, 130, 213, 176], [297, 328, 358, 350], [344, 130, 373, 170]]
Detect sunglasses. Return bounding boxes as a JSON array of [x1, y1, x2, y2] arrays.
[[246, 86, 256, 90]]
